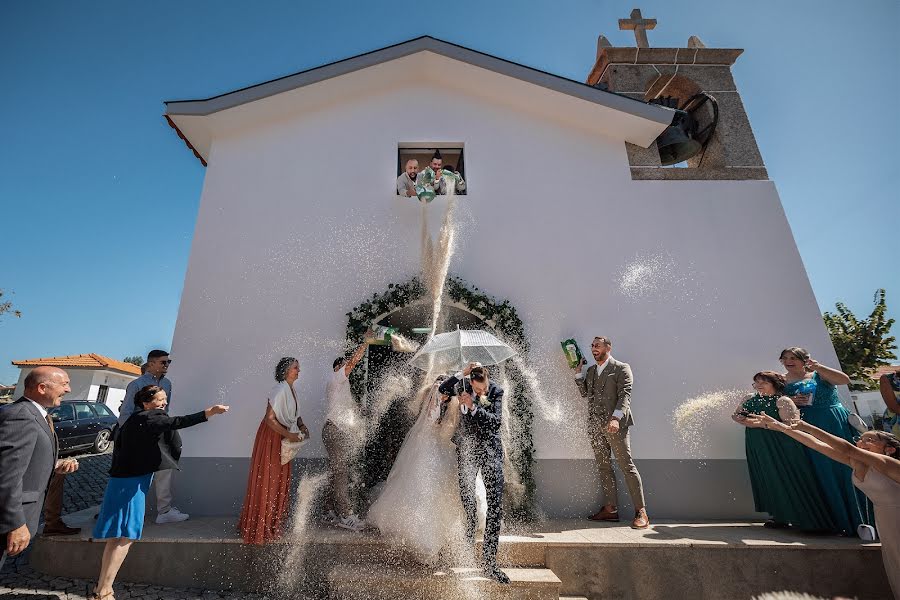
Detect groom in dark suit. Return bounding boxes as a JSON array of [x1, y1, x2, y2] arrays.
[[439, 363, 509, 584], [0, 366, 78, 570]]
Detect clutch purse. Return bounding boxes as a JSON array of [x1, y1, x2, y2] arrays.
[[280, 434, 309, 465], [858, 524, 878, 542]]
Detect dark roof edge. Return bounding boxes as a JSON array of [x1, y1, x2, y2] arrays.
[[164, 115, 208, 167], [164, 36, 673, 126]]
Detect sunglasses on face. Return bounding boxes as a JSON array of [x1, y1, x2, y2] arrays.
[[156, 360, 172, 365]]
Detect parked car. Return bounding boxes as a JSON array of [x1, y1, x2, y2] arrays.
[[49, 400, 117, 454]]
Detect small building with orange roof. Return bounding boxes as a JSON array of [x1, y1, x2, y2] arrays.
[[11, 353, 141, 416]]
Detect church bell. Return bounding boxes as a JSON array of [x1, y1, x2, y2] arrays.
[[652, 92, 719, 166], [656, 109, 702, 166]]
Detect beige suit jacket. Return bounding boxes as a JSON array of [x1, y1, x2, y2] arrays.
[[575, 358, 635, 427]]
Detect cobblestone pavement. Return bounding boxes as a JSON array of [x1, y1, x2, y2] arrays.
[[59, 449, 112, 514], [0, 449, 268, 599]]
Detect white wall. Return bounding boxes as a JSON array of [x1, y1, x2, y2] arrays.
[[169, 80, 838, 464], [89, 370, 135, 416], [851, 390, 888, 422]]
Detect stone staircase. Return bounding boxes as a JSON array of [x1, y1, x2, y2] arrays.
[[30, 515, 893, 599], [326, 564, 562, 600]]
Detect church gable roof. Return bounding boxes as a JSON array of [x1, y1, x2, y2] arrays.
[[164, 36, 675, 164], [166, 36, 670, 121]]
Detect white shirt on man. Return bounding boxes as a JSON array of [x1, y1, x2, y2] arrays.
[[325, 368, 361, 430], [24, 397, 48, 419]]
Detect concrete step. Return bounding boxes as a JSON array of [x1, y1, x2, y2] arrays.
[[326, 565, 561, 600], [302, 538, 545, 568], [280, 527, 546, 567]]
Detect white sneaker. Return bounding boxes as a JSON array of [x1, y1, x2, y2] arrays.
[[155, 507, 190, 524], [337, 513, 365, 532], [322, 509, 339, 525]]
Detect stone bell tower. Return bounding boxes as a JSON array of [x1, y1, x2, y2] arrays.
[[589, 9, 768, 181]]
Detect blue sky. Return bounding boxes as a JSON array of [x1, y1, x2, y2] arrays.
[[1, 0, 897, 384]]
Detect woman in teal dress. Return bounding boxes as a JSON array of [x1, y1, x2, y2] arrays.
[[880, 370, 900, 437], [780, 347, 869, 534], [733, 371, 834, 531]]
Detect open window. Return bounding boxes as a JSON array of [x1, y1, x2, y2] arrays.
[[396, 144, 466, 196]]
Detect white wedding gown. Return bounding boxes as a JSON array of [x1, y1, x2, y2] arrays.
[[367, 384, 487, 561]]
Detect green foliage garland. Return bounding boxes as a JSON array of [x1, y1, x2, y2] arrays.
[[345, 275, 536, 520]]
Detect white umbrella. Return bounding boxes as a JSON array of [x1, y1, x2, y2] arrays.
[[408, 327, 517, 372]]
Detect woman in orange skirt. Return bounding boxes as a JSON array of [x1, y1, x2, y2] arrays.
[[239, 357, 309, 544]]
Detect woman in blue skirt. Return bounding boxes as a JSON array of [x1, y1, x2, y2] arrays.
[[89, 385, 228, 600]]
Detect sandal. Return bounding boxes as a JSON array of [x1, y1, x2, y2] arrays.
[[87, 586, 115, 600]]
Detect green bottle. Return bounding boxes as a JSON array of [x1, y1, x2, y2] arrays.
[[560, 339, 583, 368], [366, 324, 399, 346]]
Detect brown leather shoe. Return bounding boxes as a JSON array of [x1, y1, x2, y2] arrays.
[[588, 506, 620, 522], [42, 523, 81, 536], [631, 508, 650, 529]]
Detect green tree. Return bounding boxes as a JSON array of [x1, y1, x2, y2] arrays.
[[123, 355, 144, 366], [0, 289, 21, 320], [823, 289, 896, 390]]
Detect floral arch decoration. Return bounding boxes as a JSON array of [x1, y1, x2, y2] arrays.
[[345, 275, 535, 520]]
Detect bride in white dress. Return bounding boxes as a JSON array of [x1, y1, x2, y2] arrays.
[[367, 376, 486, 561]]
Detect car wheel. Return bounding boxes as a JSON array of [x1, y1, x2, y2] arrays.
[[93, 429, 112, 453]]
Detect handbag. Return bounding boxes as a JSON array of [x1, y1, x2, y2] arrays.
[[280, 433, 308, 465], [858, 497, 878, 541]]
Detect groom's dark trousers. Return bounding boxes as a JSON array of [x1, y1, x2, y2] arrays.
[[457, 438, 504, 565], [439, 374, 505, 568]]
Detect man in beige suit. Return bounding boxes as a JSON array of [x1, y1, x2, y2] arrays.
[[573, 336, 650, 529]]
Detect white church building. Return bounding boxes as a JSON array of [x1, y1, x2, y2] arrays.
[[163, 35, 840, 519]]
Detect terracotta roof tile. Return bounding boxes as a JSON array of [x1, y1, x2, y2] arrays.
[[12, 353, 142, 376], [874, 365, 900, 379]]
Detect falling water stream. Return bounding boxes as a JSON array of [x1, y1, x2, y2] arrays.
[[277, 177, 484, 596]]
